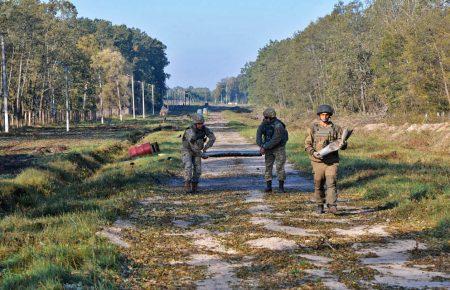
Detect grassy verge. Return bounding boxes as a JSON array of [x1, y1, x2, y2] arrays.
[[223, 110, 450, 250], [0, 117, 183, 288]]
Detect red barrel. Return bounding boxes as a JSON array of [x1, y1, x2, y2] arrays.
[[129, 142, 159, 158]]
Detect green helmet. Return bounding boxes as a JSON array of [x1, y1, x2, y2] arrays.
[[192, 113, 204, 124], [317, 104, 334, 116], [263, 107, 276, 118]]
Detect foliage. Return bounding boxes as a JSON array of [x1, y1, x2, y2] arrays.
[[234, 0, 449, 115], [0, 0, 169, 125]]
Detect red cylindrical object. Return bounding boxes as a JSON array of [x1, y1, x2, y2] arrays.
[[129, 142, 155, 157]]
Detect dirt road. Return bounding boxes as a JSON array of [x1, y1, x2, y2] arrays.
[[107, 111, 450, 289]]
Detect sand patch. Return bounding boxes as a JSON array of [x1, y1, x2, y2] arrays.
[[246, 237, 298, 251], [356, 239, 450, 288], [251, 217, 319, 237]]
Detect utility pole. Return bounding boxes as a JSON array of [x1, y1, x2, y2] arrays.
[[64, 66, 70, 132], [151, 84, 155, 115], [1, 34, 9, 133], [141, 81, 145, 119], [131, 74, 135, 119]]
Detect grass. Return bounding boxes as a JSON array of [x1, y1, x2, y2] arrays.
[[0, 115, 184, 288], [1, 107, 448, 288], [223, 109, 450, 250]]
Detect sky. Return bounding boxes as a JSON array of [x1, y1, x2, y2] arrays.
[[71, 0, 346, 89]]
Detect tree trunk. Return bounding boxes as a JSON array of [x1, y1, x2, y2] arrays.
[[98, 72, 104, 124], [1, 34, 9, 132], [434, 44, 450, 105], [360, 82, 366, 113], [15, 53, 23, 122], [116, 79, 122, 121], [83, 82, 87, 121]]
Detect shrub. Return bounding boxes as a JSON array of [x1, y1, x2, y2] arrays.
[[364, 186, 389, 200], [14, 168, 58, 197], [410, 184, 434, 201], [433, 217, 450, 239]]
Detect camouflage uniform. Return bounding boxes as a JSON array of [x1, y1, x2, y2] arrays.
[[256, 115, 289, 183], [304, 122, 347, 206], [181, 124, 215, 183]]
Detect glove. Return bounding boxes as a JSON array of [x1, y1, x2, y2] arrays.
[[201, 150, 209, 159], [340, 141, 347, 150], [313, 151, 322, 159], [259, 147, 266, 155]]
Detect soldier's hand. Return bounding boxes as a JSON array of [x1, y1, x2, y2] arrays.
[[201, 152, 209, 159], [313, 151, 322, 159], [259, 147, 266, 155]]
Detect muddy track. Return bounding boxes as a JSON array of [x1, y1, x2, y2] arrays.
[[102, 111, 450, 289]]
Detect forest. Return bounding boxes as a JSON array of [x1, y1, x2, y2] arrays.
[[222, 0, 449, 115], [0, 0, 169, 128]]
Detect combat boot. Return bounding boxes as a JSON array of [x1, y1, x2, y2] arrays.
[[316, 204, 325, 214], [192, 182, 198, 194], [265, 181, 272, 193], [279, 180, 285, 193], [184, 181, 192, 194], [328, 205, 337, 214]]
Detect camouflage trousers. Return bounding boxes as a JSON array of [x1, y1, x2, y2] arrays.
[[264, 145, 286, 181], [181, 151, 202, 183], [311, 162, 338, 206]]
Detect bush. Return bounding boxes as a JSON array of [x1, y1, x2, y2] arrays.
[[364, 186, 389, 200], [433, 217, 450, 239], [0, 182, 24, 212], [14, 168, 58, 197], [410, 184, 434, 201], [48, 160, 78, 182]]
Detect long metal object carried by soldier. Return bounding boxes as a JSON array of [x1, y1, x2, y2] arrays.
[[318, 128, 353, 157], [203, 150, 262, 158]]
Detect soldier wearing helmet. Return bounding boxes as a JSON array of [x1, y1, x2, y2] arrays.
[[256, 107, 289, 193], [181, 113, 216, 194], [304, 104, 347, 214]]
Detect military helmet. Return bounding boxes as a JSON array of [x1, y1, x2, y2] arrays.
[[317, 104, 334, 116], [263, 107, 276, 118], [192, 113, 205, 124]]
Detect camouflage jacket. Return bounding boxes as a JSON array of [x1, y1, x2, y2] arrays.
[[181, 125, 216, 156], [256, 118, 289, 150], [304, 121, 346, 163]]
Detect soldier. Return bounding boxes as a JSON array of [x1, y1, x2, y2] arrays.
[[256, 108, 289, 193], [181, 114, 216, 194], [304, 104, 347, 214]]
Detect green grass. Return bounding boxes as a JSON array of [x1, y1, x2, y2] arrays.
[[0, 116, 184, 288], [223, 110, 450, 249]]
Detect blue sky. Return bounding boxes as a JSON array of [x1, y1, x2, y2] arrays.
[[72, 0, 346, 89]]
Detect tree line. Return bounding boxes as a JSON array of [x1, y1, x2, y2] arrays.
[[166, 86, 213, 105], [212, 76, 248, 104], [0, 0, 169, 130], [166, 79, 249, 106], [233, 0, 449, 115]]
